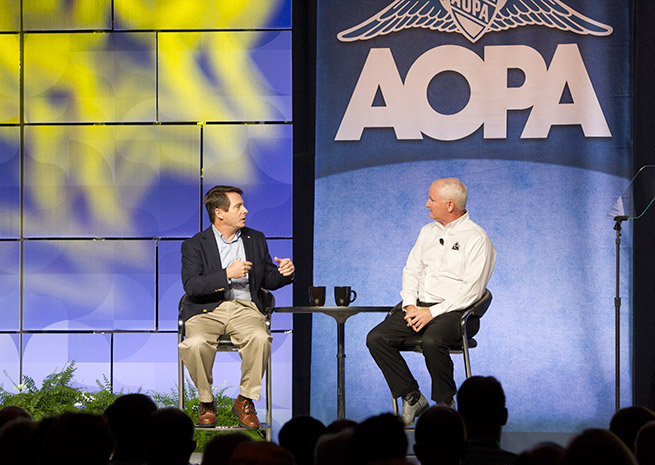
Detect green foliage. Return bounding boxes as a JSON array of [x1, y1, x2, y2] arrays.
[[0, 362, 121, 421], [0, 363, 262, 451]]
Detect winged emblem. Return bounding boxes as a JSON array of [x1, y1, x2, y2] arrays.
[[337, 0, 613, 44]]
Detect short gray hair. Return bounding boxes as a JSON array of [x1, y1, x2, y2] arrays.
[[436, 178, 467, 211]]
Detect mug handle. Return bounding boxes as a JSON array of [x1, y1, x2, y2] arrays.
[[349, 289, 357, 303]]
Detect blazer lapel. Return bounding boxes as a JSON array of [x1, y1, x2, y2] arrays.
[[202, 227, 222, 270], [242, 228, 254, 264]]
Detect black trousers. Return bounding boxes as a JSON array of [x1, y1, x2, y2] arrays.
[[366, 305, 479, 403]]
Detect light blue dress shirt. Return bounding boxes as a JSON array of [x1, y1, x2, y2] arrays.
[[212, 225, 252, 301]]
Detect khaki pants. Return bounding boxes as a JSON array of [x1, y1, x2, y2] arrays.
[[178, 299, 271, 403]]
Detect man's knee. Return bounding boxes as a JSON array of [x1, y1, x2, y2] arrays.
[[248, 330, 272, 348], [366, 327, 384, 351], [179, 335, 211, 352], [420, 330, 451, 349]]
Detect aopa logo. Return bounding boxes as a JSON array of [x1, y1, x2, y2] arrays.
[[335, 0, 615, 142], [337, 0, 613, 44]]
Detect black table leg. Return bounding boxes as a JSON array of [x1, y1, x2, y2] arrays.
[[336, 321, 346, 419]]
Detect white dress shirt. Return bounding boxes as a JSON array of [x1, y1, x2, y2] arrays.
[[401, 211, 496, 318]]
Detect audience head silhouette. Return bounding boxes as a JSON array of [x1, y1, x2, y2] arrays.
[[515, 441, 565, 465], [414, 406, 467, 465], [609, 406, 655, 452], [560, 428, 637, 465], [278, 415, 327, 465], [0, 416, 38, 464], [145, 407, 196, 465], [38, 412, 113, 465], [201, 432, 253, 465], [326, 418, 357, 434], [0, 405, 32, 430], [315, 425, 355, 465], [457, 375, 508, 441], [346, 413, 407, 465], [104, 392, 157, 464], [229, 441, 295, 465], [635, 420, 655, 465]]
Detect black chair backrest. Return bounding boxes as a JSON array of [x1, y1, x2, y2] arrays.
[[467, 289, 492, 319], [259, 288, 275, 314]]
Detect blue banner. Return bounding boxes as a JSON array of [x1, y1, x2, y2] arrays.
[[314, 0, 633, 433]]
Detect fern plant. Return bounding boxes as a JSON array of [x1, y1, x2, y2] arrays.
[[0, 362, 262, 451], [0, 361, 121, 420]]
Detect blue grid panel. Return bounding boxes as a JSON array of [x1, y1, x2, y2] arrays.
[[158, 31, 292, 122], [24, 32, 156, 123], [0, 126, 20, 238], [158, 239, 185, 331], [113, 332, 178, 394], [23, 240, 156, 331], [114, 0, 291, 30], [0, 334, 19, 390], [270, 332, 292, 436], [266, 239, 292, 331], [0, 240, 19, 330], [23, 125, 200, 238], [203, 124, 292, 237], [22, 333, 111, 392]]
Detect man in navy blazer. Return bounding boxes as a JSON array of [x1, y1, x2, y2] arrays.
[[179, 185, 294, 429]]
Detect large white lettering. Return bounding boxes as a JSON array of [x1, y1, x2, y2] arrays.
[[335, 44, 611, 141]]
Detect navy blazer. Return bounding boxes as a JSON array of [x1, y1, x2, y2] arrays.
[[180, 226, 292, 322]]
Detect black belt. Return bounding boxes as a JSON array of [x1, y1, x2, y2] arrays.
[[417, 300, 439, 307]]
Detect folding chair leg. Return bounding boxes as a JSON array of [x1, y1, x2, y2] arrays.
[[178, 336, 185, 410], [265, 351, 273, 441], [461, 336, 472, 378]]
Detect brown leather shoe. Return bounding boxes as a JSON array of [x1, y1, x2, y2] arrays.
[[232, 395, 260, 430], [198, 400, 217, 427]]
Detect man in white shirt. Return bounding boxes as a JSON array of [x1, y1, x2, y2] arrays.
[[367, 178, 496, 426]]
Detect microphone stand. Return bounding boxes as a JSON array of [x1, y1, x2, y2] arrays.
[[613, 215, 629, 412]]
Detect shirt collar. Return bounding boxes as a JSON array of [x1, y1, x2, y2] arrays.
[[435, 210, 469, 230], [212, 225, 241, 245]]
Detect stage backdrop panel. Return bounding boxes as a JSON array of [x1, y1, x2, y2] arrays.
[[314, 0, 633, 433], [23, 240, 156, 331], [0, 34, 19, 123], [113, 0, 291, 30], [113, 332, 179, 394], [3, 0, 293, 436], [0, 126, 20, 238], [0, 334, 20, 391], [158, 31, 292, 123], [0, 0, 19, 31], [23, 125, 200, 238], [22, 333, 111, 392], [24, 32, 156, 123], [158, 240, 187, 332], [0, 241, 19, 331], [22, 0, 112, 30]]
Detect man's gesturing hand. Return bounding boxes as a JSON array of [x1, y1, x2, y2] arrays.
[[274, 257, 295, 277], [403, 305, 433, 332], [226, 258, 252, 279]]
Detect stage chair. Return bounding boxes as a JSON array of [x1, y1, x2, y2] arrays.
[[177, 289, 275, 440], [391, 289, 493, 417]]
